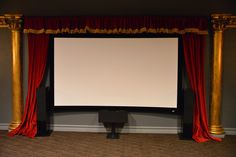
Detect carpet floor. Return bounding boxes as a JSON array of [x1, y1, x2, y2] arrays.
[[0, 130, 236, 157]]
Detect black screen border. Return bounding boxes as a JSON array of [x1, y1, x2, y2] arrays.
[[47, 33, 183, 114]]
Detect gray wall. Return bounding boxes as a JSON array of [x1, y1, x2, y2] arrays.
[[222, 29, 236, 128], [1, 0, 236, 129], [0, 29, 12, 123]]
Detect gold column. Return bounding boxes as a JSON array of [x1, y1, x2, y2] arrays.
[[4, 14, 23, 131], [210, 14, 236, 135]]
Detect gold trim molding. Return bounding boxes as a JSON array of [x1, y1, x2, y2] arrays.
[[210, 13, 236, 136], [0, 14, 23, 131], [23, 27, 208, 35]]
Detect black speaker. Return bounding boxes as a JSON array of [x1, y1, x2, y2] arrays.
[[36, 86, 50, 136], [182, 88, 195, 139]]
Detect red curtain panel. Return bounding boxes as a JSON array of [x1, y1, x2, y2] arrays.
[[182, 34, 221, 142]]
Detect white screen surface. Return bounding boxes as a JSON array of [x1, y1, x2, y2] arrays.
[[54, 38, 178, 108]]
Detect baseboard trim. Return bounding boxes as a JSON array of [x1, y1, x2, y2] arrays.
[[52, 124, 181, 134], [224, 128, 236, 135], [1, 123, 236, 135], [0, 123, 8, 130], [48, 125, 236, 135]]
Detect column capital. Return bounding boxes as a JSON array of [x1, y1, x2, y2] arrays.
[[211, 13, 236, 31], [4, 14, 23, 30], [211, 14, 232, 31]]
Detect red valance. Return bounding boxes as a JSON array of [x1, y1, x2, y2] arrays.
[[23, 16, 208, 35]]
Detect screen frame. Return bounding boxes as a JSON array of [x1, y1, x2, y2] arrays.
[[48, 33, 183, 114]]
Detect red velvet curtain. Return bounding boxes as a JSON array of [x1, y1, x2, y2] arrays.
[[182, 34, 221, 142], [8, 34, 49, 138], [9, 16, 219, 142]]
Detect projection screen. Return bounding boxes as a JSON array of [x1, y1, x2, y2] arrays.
[[54, 37, 179, 108]]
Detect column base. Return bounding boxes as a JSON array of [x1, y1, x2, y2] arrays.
[[210, 125, 225, 138], [8, 121, 21, 132], [210, 133, 225, 139], [209, 125, 225, 135]]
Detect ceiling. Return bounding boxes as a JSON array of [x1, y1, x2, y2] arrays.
[[0, 0, 236, 16]]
